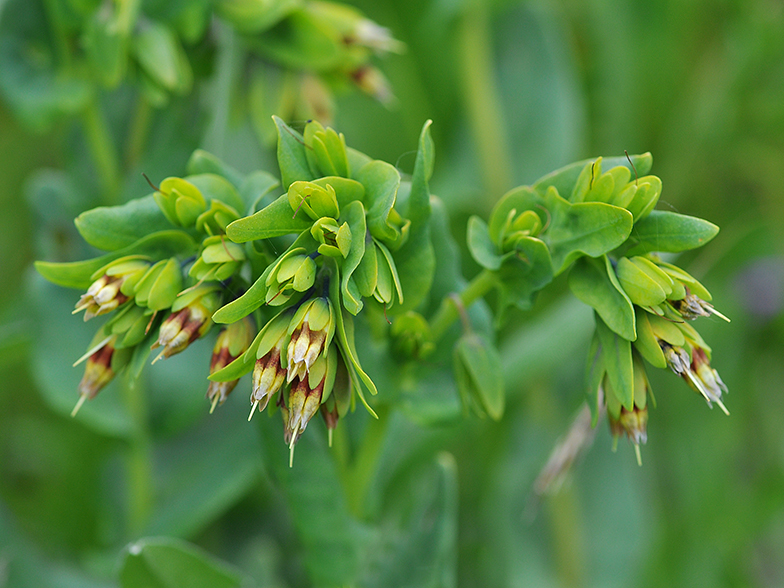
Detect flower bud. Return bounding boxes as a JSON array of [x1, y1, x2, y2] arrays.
[[350, 66, 395, 106], [72, 334, 131, 416], [206, 317, 255, 412], [151, 285, 221, 363], [670, 291, 730, 322], [153, 177, 206, 227], [265, 252, 317, 306], [311, 217, 352, 258], [189, 235, 246, 283]]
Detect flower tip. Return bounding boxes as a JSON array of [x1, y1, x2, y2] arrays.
[[328, 428, 333, 448], [150, 348, 167, 365], [711, 307, 731, 323], [716, 399, 730, 416], [209, 395, 220, 414], [289, 439, 296, 469], [248, 400, 259, 422], [634, 443, 643, 467], [71, 394, 88, 418]]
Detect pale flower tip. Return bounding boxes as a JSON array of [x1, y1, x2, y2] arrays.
[[634, 443, 643, 467], [209, 395, 220, 414], [289, 441, 296, 469], [716, 399, 730, 416], [150, 349, 166, 365], [328, 428, 333, 448], [71, 394, 88, 418], [711, 307, 731, 323], [248, 400, 259, 422]]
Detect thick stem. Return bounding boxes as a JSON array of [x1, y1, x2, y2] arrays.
[[429, 269, 497, 342], [82, 100, 121, 205], [457, 5, 513, 207], [122, 377, 154, 536]]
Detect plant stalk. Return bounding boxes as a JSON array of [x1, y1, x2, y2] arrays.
[[82, 100, 121, 205], [430, 269, 497, 342]]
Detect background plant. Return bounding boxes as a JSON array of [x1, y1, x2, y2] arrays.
[[2, 1, 784, 588]]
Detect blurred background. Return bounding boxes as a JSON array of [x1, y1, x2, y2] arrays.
[[2, 0, 784, 586]]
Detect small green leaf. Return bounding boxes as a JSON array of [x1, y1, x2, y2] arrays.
[[186, 149, 247, 189], [568, 256, 636, 341], [405, 119, 434, 227], [595, 314, 634, 410], [626, 210, 719, 254], [226, 194, 312, 242], [467, 216, 502, 270], [120, 537, 249, 588], [133, 21, 192, 94], [340, 201, 368, 315], [615, 256, 668, 308], [585, 330, 605, 426], [625, 176, 662, 221], [313, 176, 365, 210], [357, 159, 401, 244], [186, 173, 244, 215], [633, 308, 667, 369], [35, 230, 196, 290], [542, 186, 633, 275], [454, 333, 505, 420], [273, 115, 315, 189], [74, 195, 172, 251], [495, 236, 553, 314]]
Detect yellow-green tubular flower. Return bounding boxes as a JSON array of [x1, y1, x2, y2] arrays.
[[189, 235, 246, 283], [71, 332, 132, 417], [249, 311, 291, 420], [264, 250, 317, 306], [151, 284, 221, 363], [286, 297, 335, 383], [285, 346, 337, 467], [153, 177, 206, 227], [74, 257, 151, 320], [207, 317, 255, 412], [311, 217, 352, 258]]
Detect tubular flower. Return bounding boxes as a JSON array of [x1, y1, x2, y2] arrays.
[[671, 291, 730, 322], [73, 258, 151, 320], [609, 406, 649, 449], [151, 285, 221, 363], [207, 317, 255, 412], [249, 311, 291, 419], [684, 347, 729, 415], [286, 297, 335, 383]]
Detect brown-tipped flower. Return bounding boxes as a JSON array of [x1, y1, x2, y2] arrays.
[[73, 259, 149, 320], [671, 291, 730, 322], [71, 336, 121, 417], [661, 342, 691, 376], [609, 406, 649, 447], [74, 275, 129, 321], [249, 345, 287, 419], [286, 297, 334, 384], [684, 347, 729, 415], [207, 317, 255, 412], [151, 287, 221, 363]]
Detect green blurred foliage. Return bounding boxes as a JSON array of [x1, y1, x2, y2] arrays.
[[2, 0, 784, 587]]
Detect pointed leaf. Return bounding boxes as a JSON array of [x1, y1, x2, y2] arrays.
[[273, 115, 315, 189], [626, 210, 719, 254], [74, 194, 172, 251], [226, 194, 312, 242], [595, 314, 634, 410]]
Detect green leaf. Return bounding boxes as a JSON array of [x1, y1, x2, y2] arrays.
[[569, 256, 636, 340], [357, 159, 401, 244], [74, 195, 173, 251], [532, 153, 653, 200], [226, 193, 312, 242], [186, 149, 247, 189], [360, 455, 458, 588], [595, 314, 634, 410], [495, 237, 553, 313], [120, 537, 250, 588], [467, 215, 502, 270], [454, 333, 505, 420], [584, 330, 605, 425], [185, 173, 244, 214], [35, 230, 197, 290], [239, 171, 281, 213], [340, 201, 368, 315], [541, 186, 633, 275], [615, 256, 667, 307], [132, 20, 192, 94], [487, 186, 544, 246], [405, 119, 434, 227], [259, 418, 361, 586], [273, 115, 315, 190], [626, 210, 720, 255], [633, 308, 667, 369], [313, 176, 365, 210], [83, 1, 132, 88]]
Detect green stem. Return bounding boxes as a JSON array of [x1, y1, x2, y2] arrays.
[[125, 94, 153, 171], [345, 406, 389, 519], [42, 0, 72, 70], [457, 5, 513, 207], [82, 99, 121, 205], [430, 269, 497, 342], [122, 377, 154, 536]]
